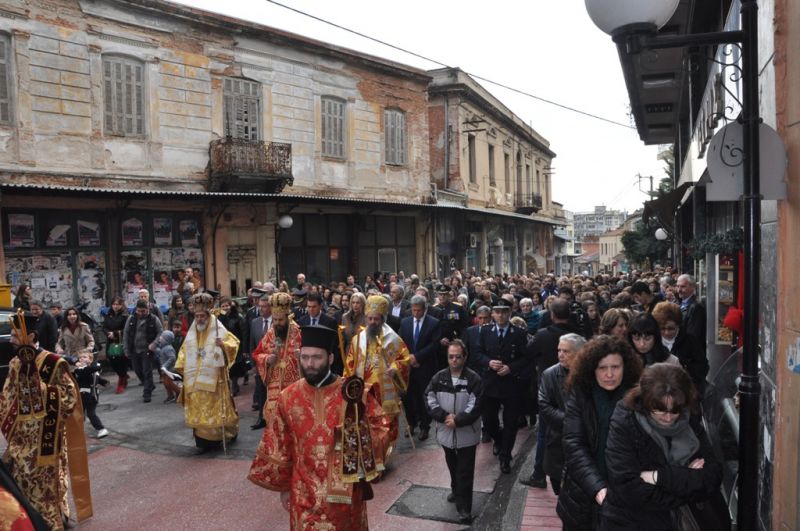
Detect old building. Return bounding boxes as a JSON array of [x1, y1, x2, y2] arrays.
[[0, 0, 437, 316], [426, 67, 564, 277]]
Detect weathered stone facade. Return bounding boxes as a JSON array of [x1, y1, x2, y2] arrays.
[[0, 0, 436, 308]]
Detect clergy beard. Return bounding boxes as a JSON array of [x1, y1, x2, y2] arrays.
[[274, 324, 288, 340], [196, 322, 208, 332], [367, 323, 382, 341], [302, 361, 330, 386]]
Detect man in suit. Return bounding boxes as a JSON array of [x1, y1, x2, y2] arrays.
[[677, 274, 707, 349], [296, 292, 340, 372], [474, 299, 532, 474], [388, 285, 411, 325], [400, 295, 441, 441], [248, 295, 272, 429], [464, 306, 491, 374]]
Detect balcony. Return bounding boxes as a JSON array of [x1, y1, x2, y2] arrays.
[[514, 193, 543, 215], [209, 137, 293, 193]]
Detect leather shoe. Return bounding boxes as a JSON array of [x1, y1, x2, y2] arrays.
[[520, 475, 547, 488], [418, 428, 429, 441], [250, 419, 267, 430], [500, 459, 511, 474], [457, 510, 473, 524], [143, 396, 151, 403], [446, 492, 456, 503], [492, 442, 500, 456], [251, 404, 260, 411]]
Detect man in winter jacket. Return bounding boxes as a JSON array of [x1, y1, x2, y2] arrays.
[[425, 340, 483, 524], [123, 299, 163, 403]]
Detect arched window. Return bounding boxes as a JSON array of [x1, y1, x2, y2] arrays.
[[102, 55, 145, 136]]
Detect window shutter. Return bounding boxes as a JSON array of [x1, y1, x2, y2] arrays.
[[103, 56, 145, 136], [0, 37, 10, 123], [222, 78, 262, 141]]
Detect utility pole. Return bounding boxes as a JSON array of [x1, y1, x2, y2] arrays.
[[637, 173, 654, 198]]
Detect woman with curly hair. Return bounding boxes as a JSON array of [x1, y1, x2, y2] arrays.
[[602, 363, 725, 530], [556, 335, 644, 531]]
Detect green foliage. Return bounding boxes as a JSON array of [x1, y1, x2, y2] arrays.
[[621, 221, 670, 268], [688, 228, 744, 259]]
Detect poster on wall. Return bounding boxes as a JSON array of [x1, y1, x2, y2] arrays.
[[151, 248, 176, 309], [4, 253, 74, 310], [122, 218, 144, 247], [8, 214, 35, 248], [78, 220, 101, 247], [45, 225, 70, 247], [179, 220, 200, 247], [77, 253, 106, 321], [121, 250, 148, 307], [153, 218, 173, 246]]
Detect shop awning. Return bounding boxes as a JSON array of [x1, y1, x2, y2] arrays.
[[641, 182, 694, 230]]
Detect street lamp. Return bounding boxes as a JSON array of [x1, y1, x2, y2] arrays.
[[584, 2, 761, 529], [654, 228, 668, 241]]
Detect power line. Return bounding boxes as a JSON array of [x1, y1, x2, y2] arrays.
[[264, 0, 635, 130]]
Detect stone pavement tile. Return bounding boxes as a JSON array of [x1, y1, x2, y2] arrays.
[[521, 515, 562, 528], [525, 505, 558, 517]]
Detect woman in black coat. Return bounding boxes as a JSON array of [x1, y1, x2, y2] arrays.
[[652, 301, 710, 394], [556, 335, 644, 531], [602, 363, 725, 530], [103, 296, 130, 393]]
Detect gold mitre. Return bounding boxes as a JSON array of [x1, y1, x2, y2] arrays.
[[270, 292, 293, 317], [190, 292, 215, 314], [365, 295, 389, 317]]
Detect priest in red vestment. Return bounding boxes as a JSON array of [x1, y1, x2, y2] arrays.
[[248, 325, 391, 530]]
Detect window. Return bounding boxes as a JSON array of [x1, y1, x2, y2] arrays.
[[384, 109, 406, 165], [468, 134, 476, 184], [504, 152, 511, 192], [321, 96, 345, 158], [488, 145, 496, 186], [223, 78, 261, 140], [0, 34, 11, 124], [103, 56, 145, 136]]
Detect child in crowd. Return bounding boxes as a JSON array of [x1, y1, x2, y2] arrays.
[[74, 348, 109, 438], [170, 319, 185, 352], [155, 330, 181, 403]]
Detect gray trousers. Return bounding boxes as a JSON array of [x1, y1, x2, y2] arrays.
[[131, 351, 155, 397]]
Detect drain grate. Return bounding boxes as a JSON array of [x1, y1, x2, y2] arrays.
[[387, 484, 490, 525]]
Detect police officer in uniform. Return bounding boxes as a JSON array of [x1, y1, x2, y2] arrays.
[[474, 299, 532, 474], [433, 284, 468, 368]]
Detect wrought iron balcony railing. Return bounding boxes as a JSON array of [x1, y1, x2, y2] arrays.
[[209, 137, 293, 193], [514, 193, 543, 214]]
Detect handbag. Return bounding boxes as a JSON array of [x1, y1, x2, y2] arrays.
[[107, 343, 125, 359]]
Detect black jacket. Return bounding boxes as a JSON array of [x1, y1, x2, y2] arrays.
[[463, 324, 484, 375], [399, 314, 441, 375], [601, 402, 723, 530], [556, 390, 609, 530], [538, 363, 569, 479], [530, 323, 573, 380], [474, 323, 532, 398], [681, 296, 706, 349], [103, 309, 128, 344], [35, 312, 59, 352], [666, 331, 709, 392], [296, 312, 338, 330]]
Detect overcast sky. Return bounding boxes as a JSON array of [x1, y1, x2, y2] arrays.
[[173, 0, 667, 214]]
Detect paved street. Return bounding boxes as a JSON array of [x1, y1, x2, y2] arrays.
[[12, 369, 554, 530]]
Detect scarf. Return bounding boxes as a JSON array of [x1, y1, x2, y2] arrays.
[[635, 410, 700, 466], [591, 382, 626, 479], [661, 336, 676, 352]]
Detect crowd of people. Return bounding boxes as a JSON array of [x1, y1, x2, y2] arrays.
[[3, 265, 727, 529]]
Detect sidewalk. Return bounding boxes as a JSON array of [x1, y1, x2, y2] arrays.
[[67, 370, 549, 529], [519, 479, 561, 530]]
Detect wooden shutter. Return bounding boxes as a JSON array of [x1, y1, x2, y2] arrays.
[[0, 36, 10, 123], [223, 78, 261, 140], [384, 109, 406, 165], [103, 56, 144, 136], [322, 97, 344, 158]]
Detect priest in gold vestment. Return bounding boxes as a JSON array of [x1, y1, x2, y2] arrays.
[[176, 293, 240, 451], [0, 311, 91, 530], [249, 325, 391, 530], [344, 295, 411, 450]]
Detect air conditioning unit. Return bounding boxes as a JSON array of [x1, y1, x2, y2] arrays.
[[468, 233, 479, 248]]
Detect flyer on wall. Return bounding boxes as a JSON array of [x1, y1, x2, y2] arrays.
[[122, 218, 144, 247]]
